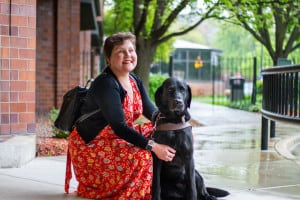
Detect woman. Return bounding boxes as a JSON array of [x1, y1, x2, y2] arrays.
[[65, 32, 176, 199]]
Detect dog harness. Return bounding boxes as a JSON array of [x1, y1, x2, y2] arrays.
[[152, 112, 192, 133]]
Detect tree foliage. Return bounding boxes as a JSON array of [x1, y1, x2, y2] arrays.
[[213, 22, 274, 68], [217, 0, 300, 65], [214, 23, 256, 58], [103, 0, 300, 88], [104, 0, 221, 89]]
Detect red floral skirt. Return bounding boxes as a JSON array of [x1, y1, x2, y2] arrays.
[[65, 123, 153, 200]]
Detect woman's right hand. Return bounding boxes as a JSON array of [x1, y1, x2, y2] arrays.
[[151, 142, 176, 162]]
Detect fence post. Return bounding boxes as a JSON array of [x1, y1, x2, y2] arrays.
[[251, 56, 257, 105], [212, 64, 215, 105], [261, 116, 269, 150], [169, 55, 173, 77], [270, 120, 276, 138]]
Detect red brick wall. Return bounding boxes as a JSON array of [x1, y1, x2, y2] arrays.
[[56, 0, 81, 108], [0, 0, 101, 135], [188, 81, 226, 96], [36, 0, 56, 113], [36, 0, 81, 112], [0, 0, 36, 135]]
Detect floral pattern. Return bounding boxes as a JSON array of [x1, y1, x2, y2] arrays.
[[65, 78, 153, 199]]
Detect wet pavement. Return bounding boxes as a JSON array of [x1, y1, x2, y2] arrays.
[[0, 101, 299, 199], [190, 102, 300, 200]]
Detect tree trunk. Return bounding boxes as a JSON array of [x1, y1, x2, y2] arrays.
[[135, 39, 157, 93]]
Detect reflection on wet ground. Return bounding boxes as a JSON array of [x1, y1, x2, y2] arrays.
[[194, 125, 260, 150], [292, 145, 300, 157], [192, 122, 300, 199]]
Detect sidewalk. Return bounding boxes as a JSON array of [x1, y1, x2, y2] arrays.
[[0, 102, 299, 199], [190, 102, 300, 200]]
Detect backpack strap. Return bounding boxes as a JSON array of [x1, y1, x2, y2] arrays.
[[73, 108, 101, 128], [64, 148, 72, 194]]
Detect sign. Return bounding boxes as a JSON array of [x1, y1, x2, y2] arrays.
[[194, 55, 203, 69], [277, 58, 292, 66]]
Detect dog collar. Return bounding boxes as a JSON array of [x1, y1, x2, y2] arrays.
[[155, 122, 192, 131]]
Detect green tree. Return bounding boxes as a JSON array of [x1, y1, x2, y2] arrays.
[[218, 0, 300, 65], [104, 0, 221, 90], [214, 23, 256, 58]]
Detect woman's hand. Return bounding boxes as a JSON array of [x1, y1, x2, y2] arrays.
[[152, 142, 176, 162]]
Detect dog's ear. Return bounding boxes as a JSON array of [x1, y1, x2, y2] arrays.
[[184, 84, 192, 122], [186, 85, 192, 108], [185, 111, 191, 122], [151, 110, 159, 125], [154, 85, 163, 109]]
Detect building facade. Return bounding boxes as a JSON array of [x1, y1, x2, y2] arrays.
[[0, 0, 103, 167]]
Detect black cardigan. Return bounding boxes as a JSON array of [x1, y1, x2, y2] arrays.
[[77, 67, 157, 149]]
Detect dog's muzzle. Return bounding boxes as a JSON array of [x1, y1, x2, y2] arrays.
[[169, 99, 185, 112]]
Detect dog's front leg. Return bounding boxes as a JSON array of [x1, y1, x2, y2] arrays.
[[185, 159, 197, 200], [152, 154, 162, 200]]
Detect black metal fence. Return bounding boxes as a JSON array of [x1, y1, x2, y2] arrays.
[[152, 56, 270, 106], [261, 64, 300, 150], [212, 56, 268, 106], [152, 56, 300, 111]]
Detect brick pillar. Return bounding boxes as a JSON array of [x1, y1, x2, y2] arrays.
[[36, 0, 81, 112], [36, 0, 57, 113], [0, 0, 37, 167], [56, 0, 81, 108], [0, 1, 36, 135]]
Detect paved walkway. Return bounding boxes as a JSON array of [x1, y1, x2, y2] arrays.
[[190, 102, 300, 200], [0, 102, 299, 199]]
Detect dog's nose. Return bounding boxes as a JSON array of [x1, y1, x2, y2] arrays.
[[174, 99, 183, 106]]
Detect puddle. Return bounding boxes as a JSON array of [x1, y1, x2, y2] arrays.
[[291, 144, 300, 157], [192, 123, 300, 194]]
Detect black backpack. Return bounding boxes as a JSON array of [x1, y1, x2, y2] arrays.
[[54, 73, 140, 133], [54, 79, 101, 132]]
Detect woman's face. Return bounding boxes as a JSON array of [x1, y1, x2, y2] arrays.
[[108, 39, 137, 75]]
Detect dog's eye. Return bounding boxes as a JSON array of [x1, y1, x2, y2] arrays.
[[168, 88, 175, 94], [179, 86, 185, 92]]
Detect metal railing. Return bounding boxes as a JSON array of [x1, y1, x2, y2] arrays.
[[261, 64, 300, 150]]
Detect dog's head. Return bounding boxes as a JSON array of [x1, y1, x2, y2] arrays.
[[154, 77, 192, 122]]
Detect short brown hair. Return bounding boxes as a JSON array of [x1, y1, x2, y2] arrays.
[[103, 32, 136, 59]]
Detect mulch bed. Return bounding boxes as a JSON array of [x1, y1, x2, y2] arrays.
[[36, 113, 68, 157], [36, 138, 68, 157]]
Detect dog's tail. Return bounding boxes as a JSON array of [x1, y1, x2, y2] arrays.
[[206, 187, 230, 198], [195, 170, 230, 199]]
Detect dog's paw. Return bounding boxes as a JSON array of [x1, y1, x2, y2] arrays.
[[206, 187, 230, 198], [203, 194, 217, 200]]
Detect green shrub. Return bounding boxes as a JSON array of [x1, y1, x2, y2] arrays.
[[256, 80, 263, 94], [49, 108, 69, 139], [228, 99, 261, 112], [149, 74, 168, 102]]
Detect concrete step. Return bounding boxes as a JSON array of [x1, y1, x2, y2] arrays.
[[0, 135, 36, 168]]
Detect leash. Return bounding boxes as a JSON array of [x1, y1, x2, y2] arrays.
[[152, 112, 165, 131]]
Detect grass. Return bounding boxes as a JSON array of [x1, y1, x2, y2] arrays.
[[193, 94, 262, 113]]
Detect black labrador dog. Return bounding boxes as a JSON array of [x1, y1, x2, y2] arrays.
[[151, 77, 229, 200]]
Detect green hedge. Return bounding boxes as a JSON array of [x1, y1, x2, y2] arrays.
[[49, 108, 69, 139], [148, 74, 167, 102]]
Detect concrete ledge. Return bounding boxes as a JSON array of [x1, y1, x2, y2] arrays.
[[275, 135, 300, 163], [0, 135, 36, 168]]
